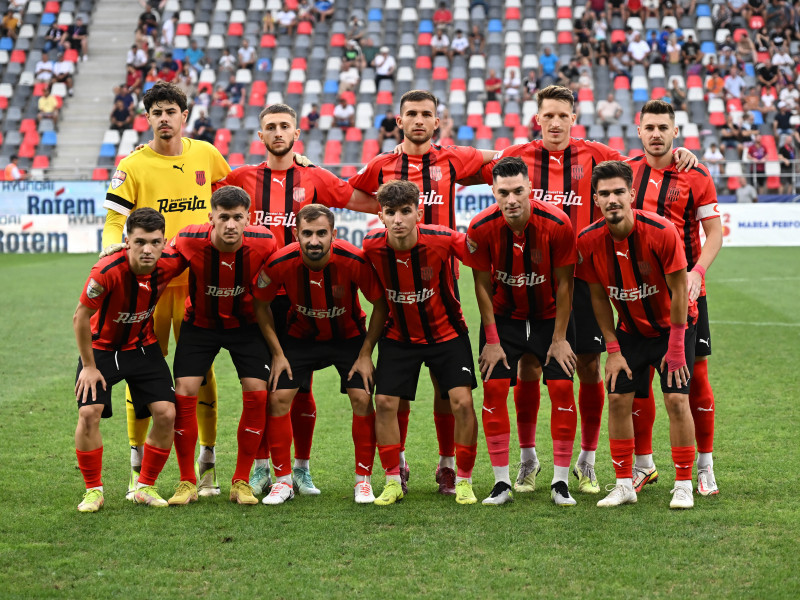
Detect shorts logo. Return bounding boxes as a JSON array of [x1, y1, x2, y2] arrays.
[[420, 266, 434, 281], [195, 170, 206, 186], [111, 170, 127, 189], [466, 235, 478, 254], [637, 261, 652, 276], [293, 187, 306, 203], [429, 166, 442, 181], [256, 271, 271, 288], [571, 165, 584, 180], [86, 278, 105, 298]]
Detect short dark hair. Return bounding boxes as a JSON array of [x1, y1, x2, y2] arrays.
[[376, 180, 420, 209], [640, 99, 675, 121], [210, 185, 251, 211], [591, 160, 633, 190], [296, 203, 335, 228], [399, 89, 438, 113], [536, 85, 575, 109], [492, 156, 528, 181], [126, 207, 165, 235], [259, 103, 297, 124], [143, 81, 188, 113]]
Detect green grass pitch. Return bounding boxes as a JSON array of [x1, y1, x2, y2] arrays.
[[1, 247, 798, 598]]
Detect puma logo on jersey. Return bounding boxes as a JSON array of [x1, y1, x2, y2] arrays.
[[173, 164, 184, 173], [408, 163, 422, 171], [649, 178, 661, 190], [549, 155, 562, 166], [309, 279, 323, 287], [138, 281, 151, 291], [396, 258, 410, 267], [273, 177, 286, 188], [221, 260, 234, 270], [513, 242, 525, 252], [616, 250, 629, 259]]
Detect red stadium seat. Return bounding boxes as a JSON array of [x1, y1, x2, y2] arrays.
[[291, 58, 307, 70], [0, 97, 7, 109], [608, 137, 625, 153], [610, 30, 627, 44], [733, 28, 748, 42], [557, 31, 573, 45], [215, 128, 232, 144], [299, 116, 309, 129], [577, 88, 594, 102], [63, 49, 79, 63], [32, 83, 46, 97], [485, 101, 501, 114], [228, 23, 244, 36], [287, 81, 304, 94], [115, 156, 125, 166], [324, 140, 342, 163], [503, 112, 520, 128], [92, 168, 109, 181], [628, 148, 645, 157], [260, 34, 276, 48], [340, 165, 358, 178], [683, 136, 701, 150], [345, 127, 362, 142], [20, 119, 37, 134], [320, 103, 335, 116], [432, 67, 448, 80], [513, 125, 529, 138], [376, 91, 393, 105], [18, 142, 36, 158], [466, 114, 483, 128], [361, 139, 379, 162], [10, 50, 26, 63], [297, 21, 313, 35], [614, 76, 630, 90], [450, 78, 466, 91], [285, 0, 298, 8], [32, 155, 49, 169], [767, 175, 780, 190], [504, 55, 520, 67], [495, 137, 511, 150], [215, 140, 229, 155], [330, 33, 346, 47], [133, 115, 149, 132], [417, 33, 432, 46], [761, 135, 777, 155], [24, 130, 40, 146], [726, 98, 743, 112], [505, 7, 521, 19], [228, 153, 245, 167], [252, 81, 268, 95], [197, 81, 213, 94], [293, 139, 304, 154], [571, 124, 586, 138], [249, 140, 266, 156], [686, 75, 702, 88], [557, 7, 572, 18], [708, 112, 726, 126], [228, 104, 243, 118], [340, 90, 355, 105], [749, 15, 765, 30], [44, 1, 59, 12], [249, 91, 265, 106], [651, 87, 667, 100], [727, 176, 740, 190], [176, 23, 192, 36], [415, 56, 432, 70]]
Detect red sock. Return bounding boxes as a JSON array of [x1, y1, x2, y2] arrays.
[[672, 445, 695, 481], [514, 379, 540, 448], [609, 438, 635, 479], [233, 391, 267, 483], [397, 407, 410, 452], [173, 394, 198, 484], [633, 367, 657, 455], [378, 443, 401, 476], [255, 394, 270, 461], [267, 413, 293, 477], [455, 443, 477, 478], [138, 443, 170, 486], [433, 411, 455, 457], [76, 446, 103, 488], [290, 391, 316, 460], [547, 379, 577, 467], [578, 381, 604, 451], [689, 360, 715, 454], [482, 379, 511, 467], [352, 413, 376, 476]]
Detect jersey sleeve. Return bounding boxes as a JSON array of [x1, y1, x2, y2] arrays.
[[479, 149, 505, 184], [659, 223, 689, 275], [358, 260, 384, 303], [693, 168, 719, 221], [463, 217, 492, 271], [157, 250, 189, 282], [448, 145, 485, 178], [348, 159, 382, 194], [448, 229, 467, 262], [576, 235, 600, 283], [209, 143, 232, 183], [79, 264, 110, 310], [252, 260, 283, 303], [314, 167, 354, 208], [104, 157, 139, 215], [551, 219, 578, 268], [592, 140, 625, 162]]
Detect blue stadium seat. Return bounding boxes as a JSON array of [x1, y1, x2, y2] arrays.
[[750, 110, 763, 126], [632, 88, 649, 102], [456, 125, 474, 140], [99, 143, 117, 158], [700, 41, 716, 55], [41, 131, 57, 146], [0, 38, 12, 51], [172, 48, 185, 61], [744, 63, 755, 77], [418, 20, 433, 33], [488, 20, 503, 32], [323, 79, 339, 94], [368, 8, 383, 21], [696, 5, 711, 17], [257, 58, 271, 72]]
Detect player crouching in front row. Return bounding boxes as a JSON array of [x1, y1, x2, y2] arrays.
[[253, 204, 388, 504], [577, 161, 697, 510], [73, 208, 186, 511]]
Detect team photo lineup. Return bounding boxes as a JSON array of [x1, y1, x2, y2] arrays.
[[73, 79, 723, 513]]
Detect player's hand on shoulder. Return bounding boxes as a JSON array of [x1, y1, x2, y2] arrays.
[[545, 338, 577, 377], [99, 243, 125, 258], [75, 365, 107, 403], [672, 147, 699, 172], [293, 152, 313, 167], [478, 342, 509, 381]]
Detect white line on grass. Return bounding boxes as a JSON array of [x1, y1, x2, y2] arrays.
[[714, 276, 800, 283], [710, 320, 800, 327]]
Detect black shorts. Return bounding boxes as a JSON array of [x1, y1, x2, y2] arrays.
[[571, 278, 606, 355], [611, 324, 697, 396], [274, 335, 370, 394], [695, 294, 711, 357], [75, 343, 174, 419], [173, 322, 271, 381], [271, 294, 312, 393], [479, 314, 575, 383], [375, 334, 477, 400]]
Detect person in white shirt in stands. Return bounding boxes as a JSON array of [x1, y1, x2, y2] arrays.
[[35, 51, 55, 83], [703, 143, 724, 187], [374, 46, 396, 87], [450, 29, 469, 58]]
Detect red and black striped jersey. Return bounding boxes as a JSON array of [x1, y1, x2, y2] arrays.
[[79, 249, 186, 351], [362, 224, 468, 344], [481, 138, 623, 235], [252, 239, 383, 341], [348, 144, 484, 230], [464, 200, 577, 320], [219, 162, 353, 249], [577, 210, 696, 338], [172, 223, 277, 329], [626, 156, 719, 271]]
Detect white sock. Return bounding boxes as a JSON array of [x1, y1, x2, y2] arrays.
[[254, 458, 269, 469], [617, 478, 633, 489], [492, 465, 511, 485], [634, 453, 654, 469], [520, 446, 537, 462], [675, 479, 692, 491], [294, 458, 309, 469], [552, 465, 569, 484], [697, 452, 713, 469], [276, 474, 292, 485], [455, 476, 472, 484], [131, 446, 143, 468], [87, 485, 103, 492], [577, 450, 596, 466], [198, 445, 215, 464], [386, 474, 401, 483], [398, 450, 406, 468], [355, 474, 370, 484], [438, 455, 455, 470], [135, 481, 149, 490]]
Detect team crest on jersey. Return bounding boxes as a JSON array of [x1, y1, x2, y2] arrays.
[[256, 271, 271, 289], [111, 170, 126, 189], [667, 186, 680, 204], [637, 261, 652, 276], [86, 278, 105, 298], [420, 266, 434, 281], [529, 248, 543, 264], [195, 170, 206, 186], [429, 166, 442, 181], [571, 165, 584, 180], [332, 285, 345, 299], [293, 187, 306, 203], [466, 235, 478, 254]]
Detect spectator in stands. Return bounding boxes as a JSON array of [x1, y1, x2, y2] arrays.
[[743, 86, 765, 115], [312, 0, 335, 23], [433, 2, 453, 26], [779, 81, 799, 111], [262, 10, 275, 34], [680, 34, 701, 69], [138, 6, 159, 37], [596, 92, 623, 126], [114, 84, 136, 113], [706, 71, 725, 100], [333, 96, 355, 129], [127, 42, 149, 78], [225, 75, 246, 106], [734, 36, 755, 68], [774, 102, 795, 136], [160, 14, 177, 49], [145, 64, 161, 85], [451, 29, 469, 58], [306, 103, 320, 129], [377, 109, 401, 148], [594, 37, 610, 65], [522, 69, 538, 100], [276, 3, 298, 35], [703, 142, 724, 186], [158, 51, 180, 82], [238, 39, 256, 70], [342, 40, 364, 72], [665, 33, 681, 65], [778, 133, 796, 194], [675, 0, 697, 18], [174, 63, 196, 99], [539, 46, 559, 87], [212, 84, 231, 108], [4, 156, 24, 181], [185, 39, 205, 70], [218, 48, 238, 73], [606, 0, 628, 23], [761, 82, 779, 112], [339, 65, 360, 91], [772, 42, 795, 83], [35, 52, 55, 83], [745, 135, 768, 193], [720, 114, 744, 153], [44, 23, 66, 54], [504, 68, 521, 103], [53, 53, 75, 96], [361, 38, 379, 67], [754, 27, 771, 53], [110, 98, 134, 134], [713, 3, 733, 29], [717, 46, 736, 74], [37, 86, 60, 127], [557, 58, 581, 88], [126, 64, 144, 95], [190, 108, 215, 144], [431, 26, 450, 61], [374, 46, 396, 87], [766, 0, 792, 33], [1, 9, 19, 40], [346, 16, 364, 42], [741, 112, 759, 142], [724, 65, 746, 99], [484, 68, 502, 102], [609, 48, 632, 82], [468, 24, 485, 55], [295, 0, 314, 23], [437, 107, 453, 141], [592, 17, 608, 44], [736, 176, 758, 202], [586, 0, 606, 21]]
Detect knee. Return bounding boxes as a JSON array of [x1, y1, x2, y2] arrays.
[[449, 390, 475, 415], [77, 406, 102, 430], [576, 354, 601, 382], [664, 393, 691, 417], [518, 354, 542, 381], [375, 394, 397, 414], [268, 392, 293, 416], [150, 402, 176, 427]]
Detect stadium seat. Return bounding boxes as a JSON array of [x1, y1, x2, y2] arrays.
[[92, 168, 109, 181]]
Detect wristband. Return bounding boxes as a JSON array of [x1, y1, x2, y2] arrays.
[[666, 323, 687, 372], [691, 264, 706, 279], [485, 323, 500, 345], [606, 340, 620, 354]]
